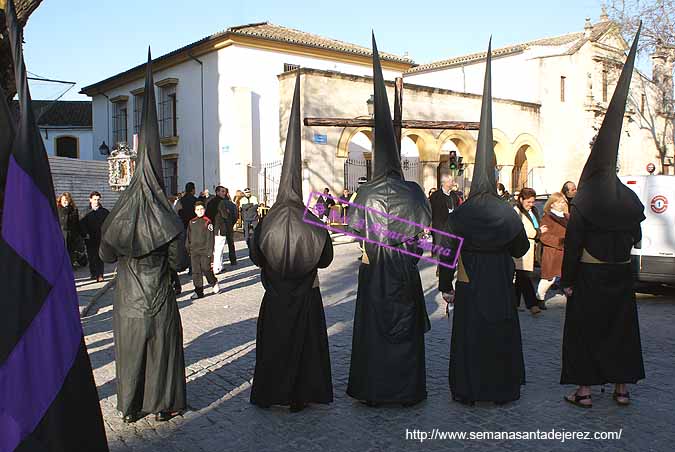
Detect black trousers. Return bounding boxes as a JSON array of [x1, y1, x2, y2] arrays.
[[225, 226, 237, 264], [514, 270, 538, 309], [86, 240, 104, 278], [191, 254, 217, 296]]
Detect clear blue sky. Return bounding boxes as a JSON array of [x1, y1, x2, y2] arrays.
[[23, 0, 604, 100]]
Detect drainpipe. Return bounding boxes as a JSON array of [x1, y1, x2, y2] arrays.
[[188, 52, 206, 191], [101, 92, 111, 148]]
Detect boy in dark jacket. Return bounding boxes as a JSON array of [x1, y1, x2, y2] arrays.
[[187, 201, 219, 299]]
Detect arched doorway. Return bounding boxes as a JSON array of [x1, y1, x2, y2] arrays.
[[512, 145, 529, 193], [400, 134, 422, 185], [344, 129, 372, 192]]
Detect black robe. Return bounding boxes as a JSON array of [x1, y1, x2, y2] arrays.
[[100, 237, 187, 416], [560, 206, 645, 385], [345, 169, 431, 405], [249, 224, 334, 406], [449, 230, 529, 403]]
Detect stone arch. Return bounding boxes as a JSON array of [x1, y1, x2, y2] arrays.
[[511, 133, 545, 167], [401, 129, 438, 161], [336, 126, 372, 158], [436, 130, 477, 163], [492, 128, 513, 166]]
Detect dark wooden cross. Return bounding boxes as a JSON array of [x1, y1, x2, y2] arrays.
[[304, 77, 481, 149]]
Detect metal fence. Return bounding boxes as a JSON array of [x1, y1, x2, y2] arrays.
[[247, 160, 283, 206], [344, 158, 420, 191]]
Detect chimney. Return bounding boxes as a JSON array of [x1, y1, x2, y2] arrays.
[[599, 5, 609, 22], [584, 18, 593, 38]]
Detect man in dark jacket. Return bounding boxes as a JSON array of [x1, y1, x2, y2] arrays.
[[430, 174, 462, 298], [176, 182, 197, 229], [207, 186, 237, 273], [187, 201, 218, 299], [80, 191, 109, 281], [223, 188, 238, 265]]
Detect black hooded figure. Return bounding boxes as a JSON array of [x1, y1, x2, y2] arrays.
[[561, 25, 645, 408], [99, 50, 188, 423], [345, 34, 432, 406], [446, 40, 530, 405], [249, 73, 334, 413]]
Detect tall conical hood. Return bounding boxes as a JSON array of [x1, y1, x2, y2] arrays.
[[448, 38, 524, 250], [573, 23, 645, 229], [256, 72, 328, 278], [100, 48, 183, 258], [469, 38, 497, 197], [276, 72, 303, 204], [371, 33, 402, 180], [141, 47, 164, 191]]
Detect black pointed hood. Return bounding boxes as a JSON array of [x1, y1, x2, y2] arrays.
[[371, 33, 402, 180], [0, 86, 16, 212], [275, 73, 303, 204], [100, 49, 183, 258], [469, 38, 497, 197], [256, 71, 328, 278], [572, 24, 645, 229], [449, 39, 523, 249]]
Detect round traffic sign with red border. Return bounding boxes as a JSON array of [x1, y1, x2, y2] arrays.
[[651, 195, 668, 214], [646, 162, 656, 174]]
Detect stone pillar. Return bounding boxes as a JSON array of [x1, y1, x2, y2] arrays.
[[422, 161, 439, 193]]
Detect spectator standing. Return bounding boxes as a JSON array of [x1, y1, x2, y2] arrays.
[[537, 192, 569, 303], [561, 181, 577, 206], [339, 188, 351, 224], [187, 201, 219, 299], [176, 182, 197, 230], [240, 188, 259, 243], [513, 188, 548, 315], [57, 192, 81, 265], [79, 191, 109, 281], [497, 183, 511, 203]]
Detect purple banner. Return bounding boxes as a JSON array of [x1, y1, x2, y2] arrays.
[[303, 191, 463, 269], [0, 156, 83, 452]]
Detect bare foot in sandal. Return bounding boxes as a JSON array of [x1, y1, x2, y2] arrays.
[[565, 386, 592, 408]]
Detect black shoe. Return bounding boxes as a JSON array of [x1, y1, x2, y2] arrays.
[[538, 301, 547, 310], [155, 411, 180, 422], [289, 402, 306, 413], [174, 285, 182, 295], [230, 261, 237, 266], [123, 413, 141, 423]]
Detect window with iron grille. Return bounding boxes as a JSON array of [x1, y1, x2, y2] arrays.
[[133, 93, 144, 135], [284, 63, 300, 73], [159, 84, 178, 138], [560, 76, 566, 102], [162, 157, 178, 196], [112, 101, 128, 145]]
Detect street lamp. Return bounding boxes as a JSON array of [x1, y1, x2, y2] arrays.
[[98, 140, 110, 156]]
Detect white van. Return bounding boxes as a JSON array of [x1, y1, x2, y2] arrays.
[[619, 175, 675, 284]]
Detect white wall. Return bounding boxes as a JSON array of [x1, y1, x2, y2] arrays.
[[40, 128, 95, 160], [89, 43, 404, 196]]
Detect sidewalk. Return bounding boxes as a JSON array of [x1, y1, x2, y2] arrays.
[[74, 263, 116, 317]]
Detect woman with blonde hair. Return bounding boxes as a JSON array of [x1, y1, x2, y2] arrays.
[[537, 193, 569, 304]]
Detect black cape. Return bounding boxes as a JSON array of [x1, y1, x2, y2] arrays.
[[447, 39, 529, 403], [250, 73, 334, 406], [346, 35, 432, 404]]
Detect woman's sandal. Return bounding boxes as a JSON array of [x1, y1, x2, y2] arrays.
[[564, 393, 592, 408], [612, 391, 630, 406]]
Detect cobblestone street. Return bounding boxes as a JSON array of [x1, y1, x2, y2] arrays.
[[82, 240, 675, 452]]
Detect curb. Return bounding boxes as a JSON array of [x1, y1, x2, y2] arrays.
[[79, 278, 116, 318]]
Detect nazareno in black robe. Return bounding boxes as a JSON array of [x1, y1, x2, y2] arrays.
[[249, 225, 334, 406], [99, 49, 188, 417], [346, 34, 432, 405], [446, 39, 529, 403], [560, 208, 645, 385], [249, 72, 334, 408], [560, 25, 645, 387]]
